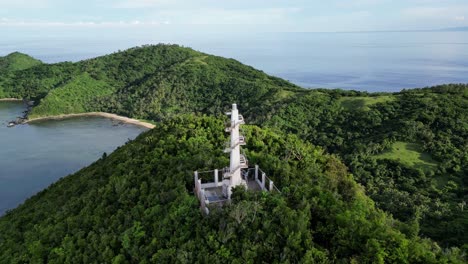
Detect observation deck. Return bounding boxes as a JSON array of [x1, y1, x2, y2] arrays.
[[194, 104, 279, 215]]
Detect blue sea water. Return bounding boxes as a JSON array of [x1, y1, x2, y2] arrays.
[[1, 30, 468, 92], [0, 102, 146, 215]]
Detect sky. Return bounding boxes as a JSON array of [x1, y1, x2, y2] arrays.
[[0, 0, 467, 32]]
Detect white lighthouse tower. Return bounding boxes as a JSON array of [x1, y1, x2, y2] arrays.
[[223, 103, 248, 198], [194, 104, 278, 214]]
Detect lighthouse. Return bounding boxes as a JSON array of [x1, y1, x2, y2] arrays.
[[194, 104, 278, 214], [223, 103, 248, 198]]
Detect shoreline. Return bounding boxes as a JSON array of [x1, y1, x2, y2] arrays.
[[0, 98, 23, 102], [26, 112, 156, 129]]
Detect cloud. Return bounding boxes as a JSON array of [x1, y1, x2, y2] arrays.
[[114, 0, 171, 8], [0, 18, 167, 27], [0, 0, 49, 8], [1, 0, 467, 32], [297, 11, 374, 32], [335, 0, 388, 8], [402, 7, 448, 18], [113, 0, 302, 10], [401, 5, 468, 19], [398, 5, 468, 29]]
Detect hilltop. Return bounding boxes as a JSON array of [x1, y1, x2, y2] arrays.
[[0, 45, 466, 260], [0, 116, 464, 263], [0, 45, 300, 120], [0, 52, 42, 72]]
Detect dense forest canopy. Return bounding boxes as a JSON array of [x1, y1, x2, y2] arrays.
[[0, 52, 42, 73], [0, 116, 465, 263], [0, 45, 466, 262]]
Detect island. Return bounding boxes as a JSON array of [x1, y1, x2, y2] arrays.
[[0, 45, 466, 263]]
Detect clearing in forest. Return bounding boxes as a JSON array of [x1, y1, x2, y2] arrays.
[[375, 141, 438, 172], [339, 95, 395, 110]]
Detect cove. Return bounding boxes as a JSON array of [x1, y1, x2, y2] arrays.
[[0, 102, 147, 215]]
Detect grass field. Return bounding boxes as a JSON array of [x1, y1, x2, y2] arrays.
[[339, 95, 396, 110], [375, 141, 438, 172]]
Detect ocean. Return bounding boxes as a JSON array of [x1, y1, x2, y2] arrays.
[[1, 30, 467, 214], [0, 102, 146, 215], [1, 30, 468, 92]]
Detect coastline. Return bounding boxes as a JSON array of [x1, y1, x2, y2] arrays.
[[0, 98, 23, 102], [26, 112, 156, 129]]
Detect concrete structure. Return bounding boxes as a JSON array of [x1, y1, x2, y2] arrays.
[[194, 104, 279, 214]]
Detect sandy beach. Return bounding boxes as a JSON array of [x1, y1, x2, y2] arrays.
[[26, 112, 155, 129], [0, 98, 23, 102]]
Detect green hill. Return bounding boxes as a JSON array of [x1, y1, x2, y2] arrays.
[[0, 45, 467, 260], [0, 52, 42, 72], [0, 52, 43, 98], [0, 45, 300, 119], [0, 116, 463, 263]]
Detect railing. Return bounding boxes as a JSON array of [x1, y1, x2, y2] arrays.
[[194, 170, 228, 215], [223, 136, 247, 153], [222, 153, 248, 179], [223, 167, 231, 178], [225, 116, 246, 132], [194, 164, 280, 215], [250, 166, 281, 193], [239, 154, 248, 168], [195, 170, 224, 187], [224, 113, 244, 122]]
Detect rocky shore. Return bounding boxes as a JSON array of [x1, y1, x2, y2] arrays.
[[1, 99, 33, 126]]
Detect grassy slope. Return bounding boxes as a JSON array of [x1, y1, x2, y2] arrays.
[[339, 95, 396, 110], [375, 141, 438, 172]]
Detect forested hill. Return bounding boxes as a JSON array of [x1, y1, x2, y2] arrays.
[[0, 52, 42, 73], [0, 45, 466, 260], [0, 44, 300, 118], [0, 116, 465, 263]]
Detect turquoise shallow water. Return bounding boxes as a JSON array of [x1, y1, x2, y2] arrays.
[[0, 102, 147, 215]]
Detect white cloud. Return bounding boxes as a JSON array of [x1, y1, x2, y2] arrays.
[[0, 19, 168, 27], [335, 0, 388, 8], [0, 0, 49, 8], [297, 11, 374, 32], [402, 7, 448, 18], [402, 6, 468, 20], [114, 0, 183, 8], [398, 5, 468, 29], [153, 7, 301, 25]]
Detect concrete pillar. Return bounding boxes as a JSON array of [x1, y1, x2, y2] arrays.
[[214, 169, 219, 186], [255, 165, 259, 181], [198, 179, 202, 199], [200, 189, 207, 214], [229, 103, 242, 190], [269, 180, 274, 192], [201, 189, 206, 202], [262, 173, 266, 190]]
